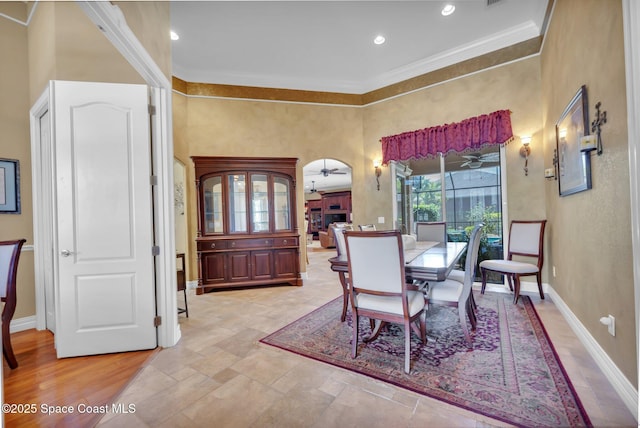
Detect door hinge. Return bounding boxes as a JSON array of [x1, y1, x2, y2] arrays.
[[150, 175, 158, 186], [153, 316, 162, 327], [152, 246, 160, 256], [148, 104, 156, 115]]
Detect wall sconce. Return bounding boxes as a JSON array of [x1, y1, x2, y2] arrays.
[[519, 136, 531, 176], [373, 159, 382, 191], [548, 148, 559, 180], [589, 101, 607, 155]]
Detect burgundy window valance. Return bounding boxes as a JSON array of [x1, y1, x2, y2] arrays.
[[380, 109, 514, 165]]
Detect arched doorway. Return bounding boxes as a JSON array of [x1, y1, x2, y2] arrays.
[[302, 158, 352, 242]]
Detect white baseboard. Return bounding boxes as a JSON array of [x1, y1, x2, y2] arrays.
[[547, 287, 639, 421], [10, 316, 36, 333]]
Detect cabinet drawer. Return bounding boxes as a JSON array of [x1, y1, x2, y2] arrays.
[[198, 240, 227, 251], [227, 238, 273, 250], [274, 237, 298, 247]]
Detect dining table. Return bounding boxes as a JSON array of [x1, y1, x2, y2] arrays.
[[328, 240, 468, 322]]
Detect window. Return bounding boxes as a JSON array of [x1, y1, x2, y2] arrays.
[[406, 147, 504, 281]]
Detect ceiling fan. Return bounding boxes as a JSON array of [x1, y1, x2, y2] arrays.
[[309, 181, 318, 193], [459, 152, 500, 169], [317, 159, 347, 177]]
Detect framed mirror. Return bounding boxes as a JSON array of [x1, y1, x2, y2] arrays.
[[555, 85, 592, 196]]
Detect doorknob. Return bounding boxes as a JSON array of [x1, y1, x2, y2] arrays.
[[60, 249, 73, 257]]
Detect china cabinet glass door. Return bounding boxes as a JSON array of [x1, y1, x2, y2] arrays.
[[273, 176, 290, 231], [228, 174, 247, 232], [203, 176, 223, 234], [251, 174, 270, 232]]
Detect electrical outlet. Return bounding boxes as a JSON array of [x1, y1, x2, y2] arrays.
[[608, 315, 615, 336], [552, 266, 556, 277], [600, 314, 616, 336], [377, 217, 385, 224]]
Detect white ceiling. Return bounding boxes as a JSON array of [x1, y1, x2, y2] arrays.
[[170, 0, 549, 94]]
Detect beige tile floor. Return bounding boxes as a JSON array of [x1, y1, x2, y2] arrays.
[[99, 244, 637, 427]]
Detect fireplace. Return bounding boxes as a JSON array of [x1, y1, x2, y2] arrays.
[[324, 212, 348, 228]]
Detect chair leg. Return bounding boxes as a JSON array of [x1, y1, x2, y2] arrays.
[[2, 320, 17, 369], [410, 312, 427, 344], [536, 272, 545, 299], [183, 289, 189, 318], [351, 313, 359, 358], [458, 304, 472, 346], [469, 290, 477, 312], [339, 273, 349, 322], [506, 274, 514, 291], [480, 268, 488, 294], [513, 275, 521, 304], [466, 298, 477, 330], [404, 320, 411, 374]]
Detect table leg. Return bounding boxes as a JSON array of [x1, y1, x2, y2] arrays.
[[364, 320, 385, 342], [338, 271, 349, 322]]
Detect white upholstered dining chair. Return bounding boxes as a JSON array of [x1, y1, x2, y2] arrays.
[[330, 223, 353, 257], [480, 220, 547, 304], [425, 224, 483, 346], [415, 221, 447, 242], [344, 230, 426, 374]]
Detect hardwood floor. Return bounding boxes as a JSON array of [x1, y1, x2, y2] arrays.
[[2, 329, 157, 427]]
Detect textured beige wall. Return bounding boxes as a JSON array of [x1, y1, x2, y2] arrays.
[[362, 57, 546, 274], [0, 16, 35, 319], [541, 0, 636, 385], [114, 1, 171, 80], [182, 96, 363, 276], [27, 2, 143, 104]]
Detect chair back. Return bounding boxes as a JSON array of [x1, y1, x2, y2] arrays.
[[358, 224, 376, 231], [464, 224, 484, 286], [416, 221, 446, 242], [344, 230, 405, 295], [330, 223, 353, 257], [0, 240, 26, 301], [507, 220, 546, 268]]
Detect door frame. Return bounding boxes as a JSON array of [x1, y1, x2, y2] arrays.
[[622, 0, 640, 398], [30, 1, 179, 348]]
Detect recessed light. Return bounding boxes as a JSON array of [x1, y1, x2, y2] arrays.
[[441, 4, 456, 16], [170, 30, 179, 41], [373, 35, 386, 45]]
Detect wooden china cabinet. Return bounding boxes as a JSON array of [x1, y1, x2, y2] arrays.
[[192, 156, 302, 294]]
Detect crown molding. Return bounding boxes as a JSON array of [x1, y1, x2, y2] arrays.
[[173, 37, 542, 107]]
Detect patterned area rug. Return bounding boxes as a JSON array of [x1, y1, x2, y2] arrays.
[[260, 292, 591, 427]]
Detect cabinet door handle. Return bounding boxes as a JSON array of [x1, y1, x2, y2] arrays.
[[210, 243, 216, 249], [230, 242, 235, 247], [265, 240, 270, 245], [283, 239, 287, 244]]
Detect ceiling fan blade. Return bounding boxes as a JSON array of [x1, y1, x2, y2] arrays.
[[479, 152, 500, 162]]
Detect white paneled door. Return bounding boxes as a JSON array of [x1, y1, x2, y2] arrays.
[[51, 81, 157, 357]]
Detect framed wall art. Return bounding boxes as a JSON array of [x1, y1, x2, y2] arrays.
[[0, 158, 21, 214], [555, 85, 591, 196]]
